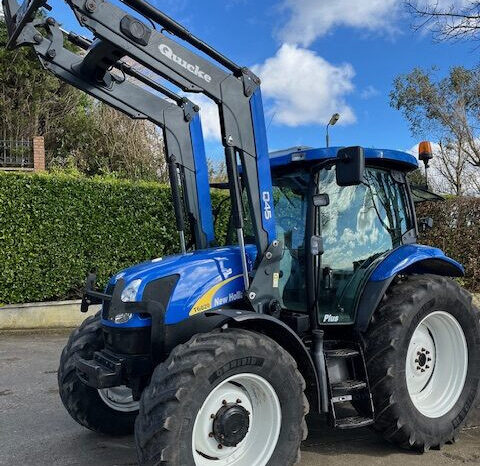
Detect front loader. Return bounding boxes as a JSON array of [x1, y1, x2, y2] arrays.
[[3, 0, 479, 465]]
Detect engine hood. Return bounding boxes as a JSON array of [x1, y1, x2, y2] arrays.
[[103, 245, 257, 327]]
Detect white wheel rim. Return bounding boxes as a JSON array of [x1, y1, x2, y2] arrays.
[[406, 311, 468, 418], [98, 386, 139, 413], [192, 373, 281, 466]]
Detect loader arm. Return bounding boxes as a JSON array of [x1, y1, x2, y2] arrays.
[[66, 0, 281, 311], [3, 0, 282, 313], [65, 0, 276, 254], [1, 0, 214, 250]]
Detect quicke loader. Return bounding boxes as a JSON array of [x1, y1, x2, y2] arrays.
[[2, 0, 479, 464]]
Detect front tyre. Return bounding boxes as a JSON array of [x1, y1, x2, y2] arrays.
[[135, 328, 308, 466], [364, 275, 480, 451], [58, 313, 139, 435]]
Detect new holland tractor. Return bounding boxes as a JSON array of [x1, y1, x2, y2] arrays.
[[3, 0, 479, 464]]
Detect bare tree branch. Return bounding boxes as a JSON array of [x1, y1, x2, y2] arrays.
[[406, 1, 480, 42]]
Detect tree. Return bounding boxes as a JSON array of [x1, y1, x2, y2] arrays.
[[391, 66, 480, 195], [52, 104, 168, 182], [406, 1, 480, 42], [0, 19, 167, 181]]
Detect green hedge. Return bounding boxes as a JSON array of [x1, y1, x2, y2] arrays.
[[1, 172, 477, 305], [0, 172, 229, 304], [416, 197, 480, 293]]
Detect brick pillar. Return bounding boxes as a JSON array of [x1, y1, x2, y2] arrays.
[[33, 136, 45, 172]]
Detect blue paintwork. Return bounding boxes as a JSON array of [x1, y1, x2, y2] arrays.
[[369, 244, 464, 282], [250, 89, 277, 243], [101, 245, 257, 328], [190, 114, 215, 246], [269, 146, 418, 171]]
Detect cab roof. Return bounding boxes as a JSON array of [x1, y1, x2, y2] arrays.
[[269, 146, 418, 172]]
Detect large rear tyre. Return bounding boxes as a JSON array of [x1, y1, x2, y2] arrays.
[[58, 313, 139, 435], [135, 328, 308, 466], [364, 275, 480, 451]]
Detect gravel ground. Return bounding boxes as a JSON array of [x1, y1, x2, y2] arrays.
[[1, 330, 479, 466]]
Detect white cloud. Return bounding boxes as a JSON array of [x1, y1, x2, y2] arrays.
[[186, 94, 222, 142], [360, 85, 380, 100], [252, 44, 356, 127], [278, 0, 472, 47], [278, 0, 400, 47]]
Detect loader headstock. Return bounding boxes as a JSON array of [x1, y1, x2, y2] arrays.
[[3, 0, 48, 49]]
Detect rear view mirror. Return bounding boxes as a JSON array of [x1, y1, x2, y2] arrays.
[[418, 217, 434, 232], [313, 193, 330, 207], [336, 146, 365, 187]]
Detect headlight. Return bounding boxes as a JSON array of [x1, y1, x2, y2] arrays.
[[111, 312, 133, 324], [121, 279, 142, 302]]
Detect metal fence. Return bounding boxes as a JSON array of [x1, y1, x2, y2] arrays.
[[0, 139, 33, 169]]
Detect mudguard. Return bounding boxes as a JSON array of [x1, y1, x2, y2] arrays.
[[355, 244, 464, 332], [164, 309, 325, 413]]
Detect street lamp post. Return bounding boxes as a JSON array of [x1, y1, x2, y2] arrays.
[[326, 113, 340, 148]]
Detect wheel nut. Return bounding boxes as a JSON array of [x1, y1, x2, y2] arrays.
[[426, 365, 430, 369], [209, 432, 214, 438], [218, 444, 223, 450], [236, 399, 242, 404], [210, 414, 215, 419], [222, 400, 227, 405]]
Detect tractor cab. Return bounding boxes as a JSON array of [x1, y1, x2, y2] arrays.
[[263, 146, 418, 325]]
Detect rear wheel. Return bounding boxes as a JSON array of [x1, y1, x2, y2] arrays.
[[135, 328, 308, 466], [364, 275, 480, 451], [58, 313, 138, 435]]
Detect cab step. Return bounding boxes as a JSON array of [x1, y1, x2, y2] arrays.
[[331, 379, 367, 396], [324, 348, 359, 359], [324, 342, 375, 430], [334, 416, 374, 430]]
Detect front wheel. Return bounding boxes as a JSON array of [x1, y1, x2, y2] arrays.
[[58, 313, 139, 435], [135, 328, 308, 466], [364, 275, 480, 451]]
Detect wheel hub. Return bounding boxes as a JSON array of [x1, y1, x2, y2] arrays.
[[192, 373, 282, 465], [406, 311, 468, 419], [213, 403, 250, 447], [98, 385, 139, 413], [407, 324, 436, 390]]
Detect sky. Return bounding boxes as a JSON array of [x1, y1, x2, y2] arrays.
[[12, 0, 480, 160]]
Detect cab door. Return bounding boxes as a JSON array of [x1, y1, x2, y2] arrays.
[[316, 166, 414, 324]]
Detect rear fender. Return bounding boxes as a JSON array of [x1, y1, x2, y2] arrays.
[[355, 244, 464, 332]]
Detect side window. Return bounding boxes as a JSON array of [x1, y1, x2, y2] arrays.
[[317, 167, 412, 323], [320, 167, 412, 273], [272, 172, 309, 312]]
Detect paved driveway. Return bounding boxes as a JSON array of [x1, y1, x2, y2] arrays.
[[1, 331, 479, 466]]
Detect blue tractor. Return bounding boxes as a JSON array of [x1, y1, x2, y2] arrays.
[[3, 0, 479, 464]]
